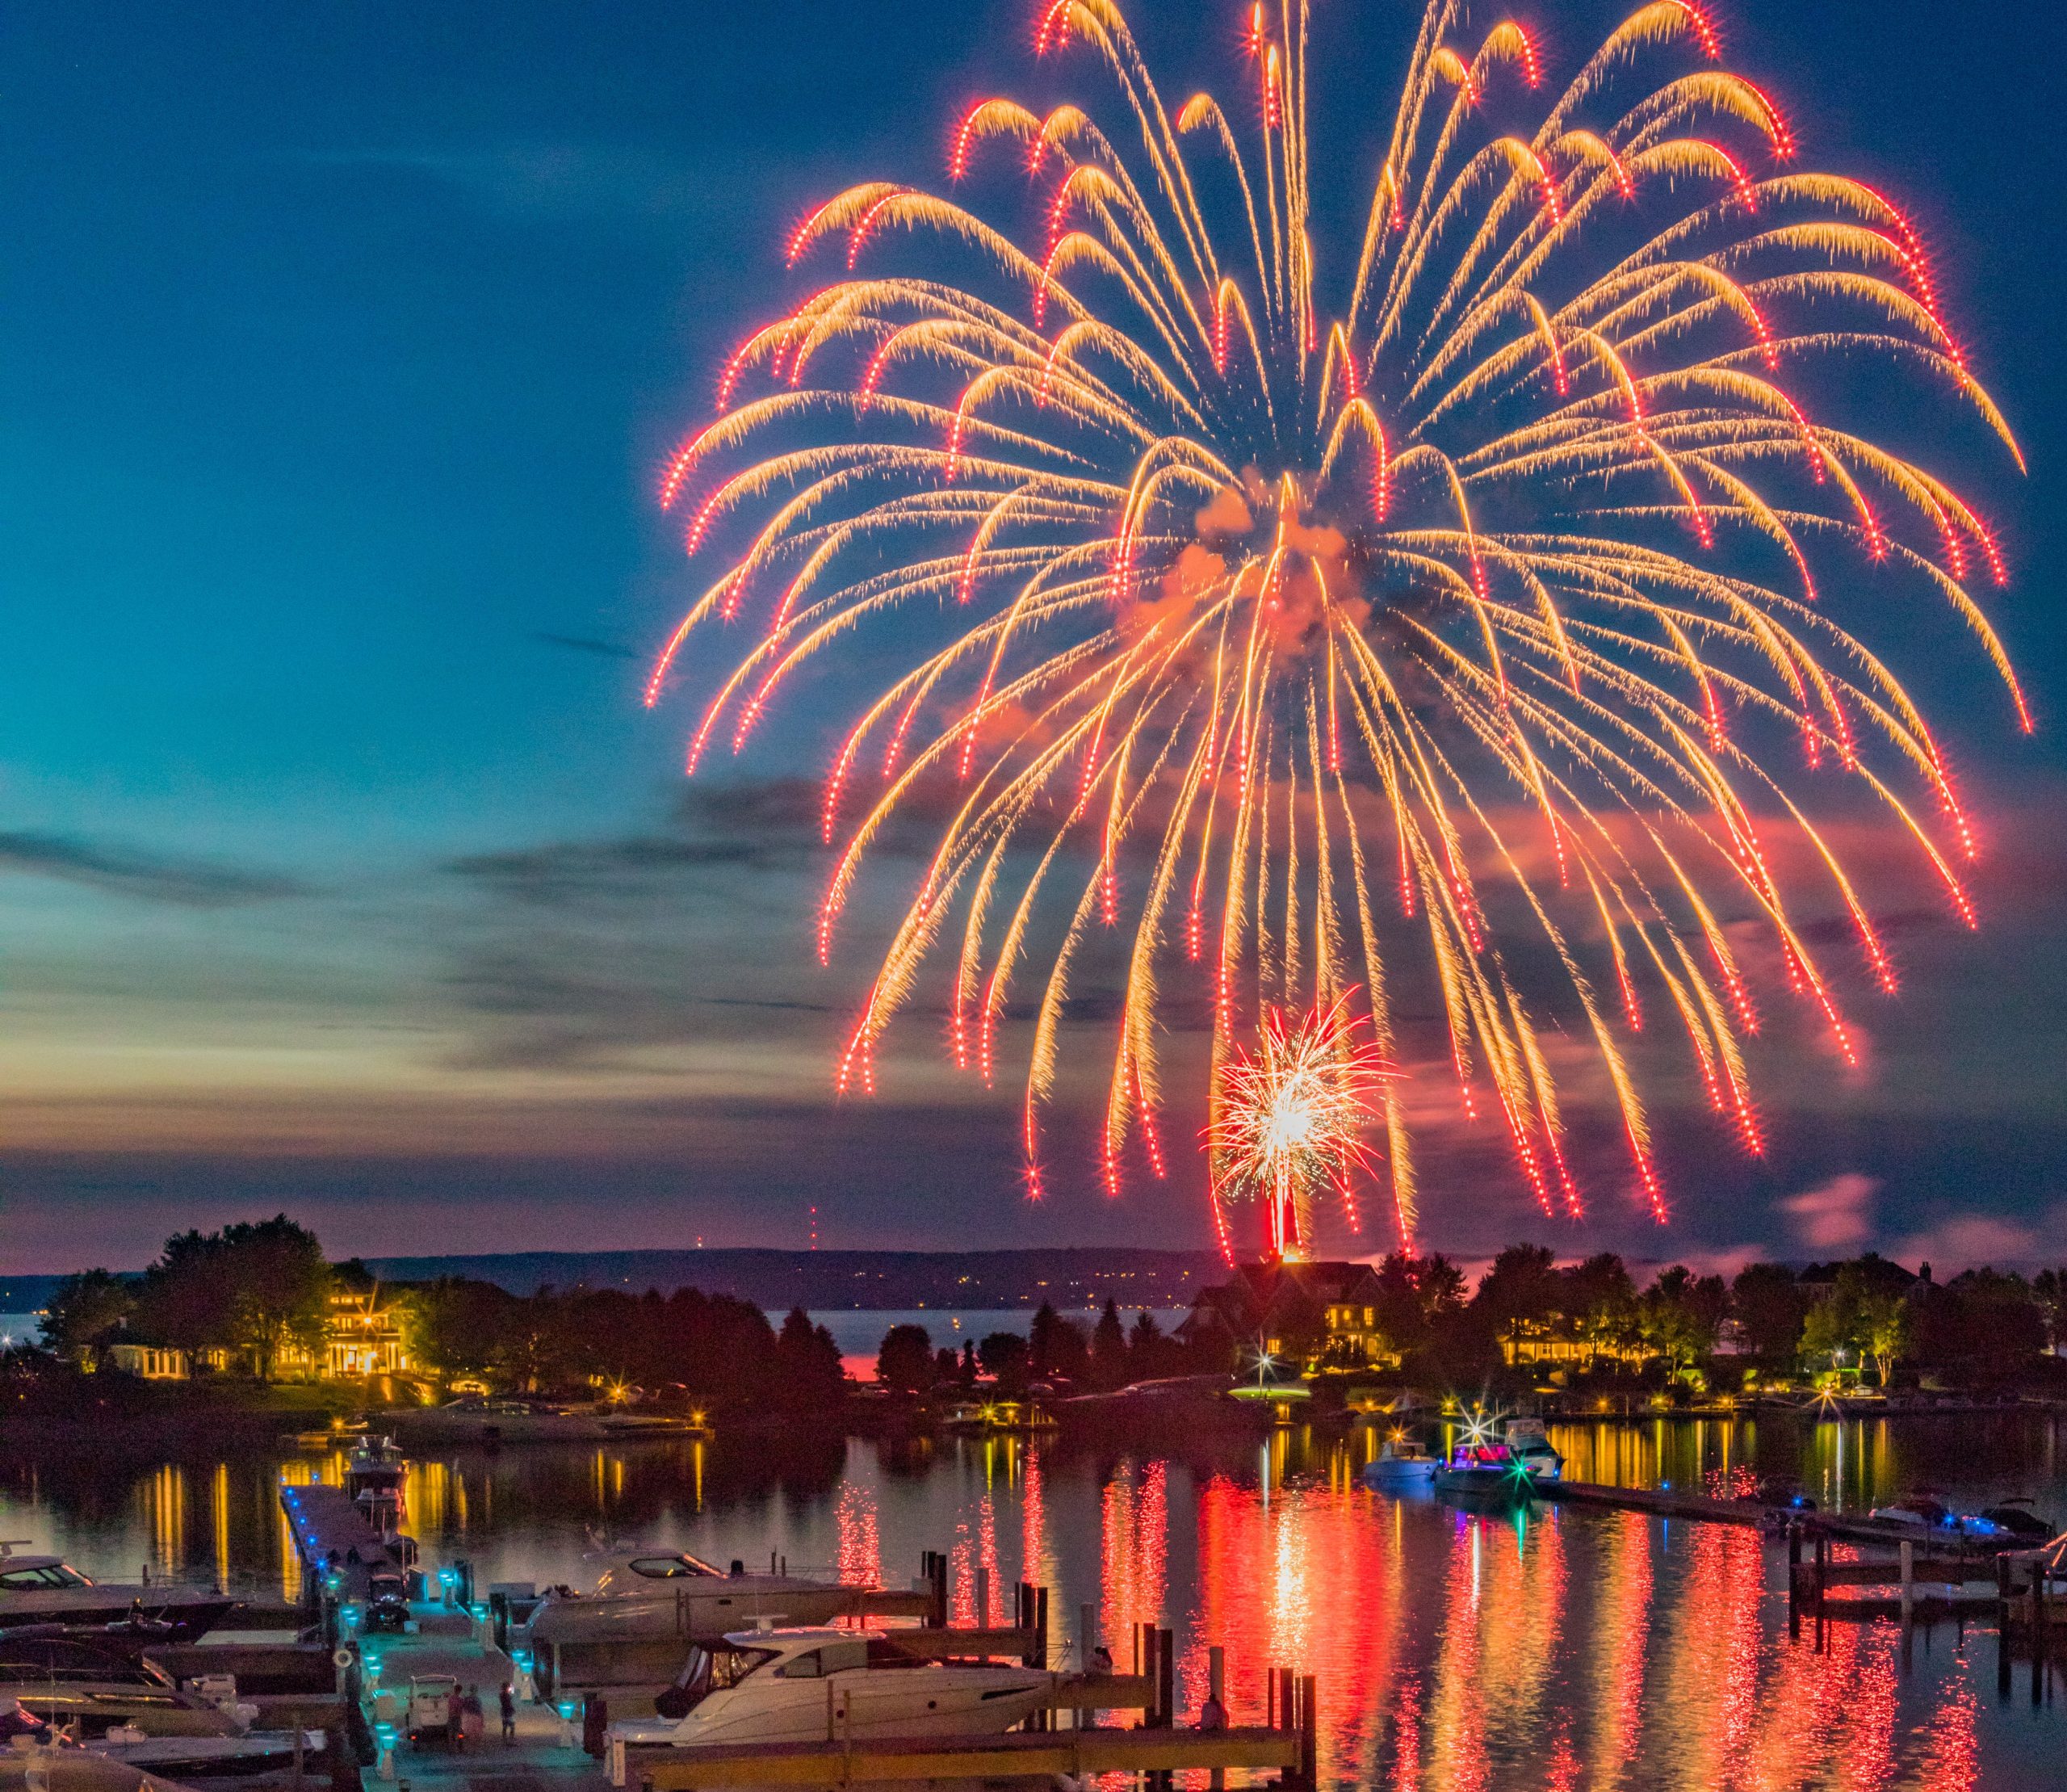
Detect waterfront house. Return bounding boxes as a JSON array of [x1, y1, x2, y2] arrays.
[[276, 1290, 412, 1379], [1179, 1261, 1397, 1370], [103, 1342, 190, 1380]]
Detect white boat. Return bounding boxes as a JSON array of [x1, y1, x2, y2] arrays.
[[1867, 1496, 1955, 1532], [1361, 1436, 1438, 1488], [0, 1545, 235, 1641], [1503, 1419, 1565, 1483], [605, 1629, 1051, 1784], [517, 1551, 871, 1674]]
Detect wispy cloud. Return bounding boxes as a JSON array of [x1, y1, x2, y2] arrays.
[[0, 832, 308, 908], [1779, 1172, 1878, 1253]]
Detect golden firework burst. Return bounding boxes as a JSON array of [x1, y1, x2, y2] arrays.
[[650, 0, 2022, 1247]]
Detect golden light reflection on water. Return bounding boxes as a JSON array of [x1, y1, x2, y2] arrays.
[[139, 1464, 186, 1579], [210, 1462, 230, 1590], [6, 1420, 2062, 1787]]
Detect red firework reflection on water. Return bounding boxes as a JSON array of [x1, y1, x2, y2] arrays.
[[1054, 1432, 2021, 1787]]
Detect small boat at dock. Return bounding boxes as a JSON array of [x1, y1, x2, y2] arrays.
[[1503, 1419, 1564, 1483], [1361, 1435, 1438, 1489], [1432, 1442, 1532, 1502], [0, 1544, 237, 1642], [515, 1548, 880, 1688], [604, 1627, 1052, 1784]]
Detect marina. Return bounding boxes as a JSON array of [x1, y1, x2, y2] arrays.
[[5, 1412, 2067, 1790]]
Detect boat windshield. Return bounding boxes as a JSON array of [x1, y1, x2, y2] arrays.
[[0, 1563, 94, 1591], [665, 1643, 779, 1712], [627, 1555, 723, 1580]]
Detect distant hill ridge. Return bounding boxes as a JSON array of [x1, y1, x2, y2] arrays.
[[361, 1246, 1221, 1309]]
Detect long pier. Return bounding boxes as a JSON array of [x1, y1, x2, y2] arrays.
[[1535, 1476, 1992, 1546], [624, 1724, 1307, 1789]]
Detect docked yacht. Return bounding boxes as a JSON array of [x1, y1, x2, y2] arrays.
[[0, 1631, 243, 1738], [0, 1546, 235, 1641], [1432, 1442, 1531, 1500], [344, 1437, 405, 1500], [1502, 1420, 1565, 1483], [604, 1629, 1052, 1783], [1361, 1435, 1439, 1489], [517, 1550, 870, 1664]]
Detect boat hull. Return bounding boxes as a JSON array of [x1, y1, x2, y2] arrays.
[[522, 1582, 866, 1655], [1433, 1467, 1529, 1501], [607, 1670, 1050, 1784], [0, 1593, 237, 1643], [1362, 1460, 1436, 1489]]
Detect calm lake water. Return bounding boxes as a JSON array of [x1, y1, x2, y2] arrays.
[[3, 1414, 2062, 1788]]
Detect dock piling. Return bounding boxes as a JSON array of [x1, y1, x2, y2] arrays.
[[1997, 1555, 2013, 1701]]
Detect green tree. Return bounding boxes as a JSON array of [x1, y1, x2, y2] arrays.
[[1858, 1290, 1910, 1384], [411, 1277, 521, 1383], [39, 1271, 137, 1354], [1127, 1309, 1165, 1378], [1091, 1299, 1130, 1387], [1637, 1267, 1726, 1380], [1472, 1244, 1562, 1355], [774, 1307, 846, 1411], [875, 1324, 934, 1393], [136, 1215, 332, 1379], [1730, 1263, 1809, 1366], [1801, 1283, 1864, 1372], [978, 1331, 1030, 1387], [1028, 1302, 1089, 1382], [2033, 1269, 2067, 1355], [1373, 1252, 1467, 1353]]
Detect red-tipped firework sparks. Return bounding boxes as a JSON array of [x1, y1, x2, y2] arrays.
[[650, 0, 2023, 1244], [1210, 997, 1392, 1262]]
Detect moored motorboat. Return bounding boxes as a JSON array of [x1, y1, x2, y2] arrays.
[[0, 1546, 236, 1642], [516, 1549, 875, 1688], [1866, 1495, 1956, 1533], [1969, 1501, 2054, 1545], [0, 1631, 243, 1738], [343, 1436, 406, 1501], [604, 1628, 1052, 1784], [1361, 1434, 1438, 1489], [1432, 1442, 1532, 1501], [1503, 1419, 1564, 1483]]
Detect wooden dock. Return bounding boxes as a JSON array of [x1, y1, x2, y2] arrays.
[[279, 1480, 416, 1598], [1535, 1477, 1982, 1547], [625, 1724, 1306, 1789]]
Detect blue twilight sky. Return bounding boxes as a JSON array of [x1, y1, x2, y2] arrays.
[[0, 0, 2061, 1272]]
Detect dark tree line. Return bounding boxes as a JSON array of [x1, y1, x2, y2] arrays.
[[873, 1299, 1213, 1395], [408, 1281, 846, 1417]]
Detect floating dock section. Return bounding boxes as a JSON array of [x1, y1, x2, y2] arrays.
[[279, 1480, 416, 1601]]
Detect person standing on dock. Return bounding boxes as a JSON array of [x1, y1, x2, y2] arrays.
[[499, 1682, 515, 1744]]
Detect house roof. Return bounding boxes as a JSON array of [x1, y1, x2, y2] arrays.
[[1182, 1261, 1384, 1335]]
